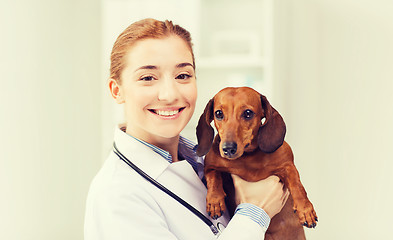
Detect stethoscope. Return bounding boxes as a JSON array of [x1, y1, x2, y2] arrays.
[[113, 142, 223, 236]]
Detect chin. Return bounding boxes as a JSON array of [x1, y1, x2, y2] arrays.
[[155, 127, 184, 139]]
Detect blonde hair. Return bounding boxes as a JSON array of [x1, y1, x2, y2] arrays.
[[110, 18, 195, 83]]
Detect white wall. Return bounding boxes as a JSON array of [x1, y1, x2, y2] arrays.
[[0, 1, 101, 239], [274, 0, 393, 239]]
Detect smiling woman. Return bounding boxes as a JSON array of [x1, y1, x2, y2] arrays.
[[109, 35, 197, 156]]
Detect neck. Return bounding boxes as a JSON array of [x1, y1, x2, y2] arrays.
[[125, 127, 180, 162], [154, 136, 180, 162]]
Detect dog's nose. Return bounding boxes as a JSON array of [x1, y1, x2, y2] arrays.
[[222, 142, 237, 157]]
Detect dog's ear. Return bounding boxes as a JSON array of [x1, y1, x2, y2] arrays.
[[196, 98, 215, 156], [258, 95, 286, 153]]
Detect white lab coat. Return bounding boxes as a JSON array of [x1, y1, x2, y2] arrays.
[[84, 126, 267, 240]]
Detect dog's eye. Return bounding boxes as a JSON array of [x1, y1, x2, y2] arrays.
[[242, 109, 255, 120], [215, 110, 224, 120]]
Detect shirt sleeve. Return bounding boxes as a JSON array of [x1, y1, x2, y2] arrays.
[[217, 203, 270, 240], [234, 203, 271, 230]]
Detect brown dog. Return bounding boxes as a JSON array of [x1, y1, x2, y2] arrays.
[[196, 87, 317, 239]]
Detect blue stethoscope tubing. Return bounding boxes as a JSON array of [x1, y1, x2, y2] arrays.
[[113, 142, 220, 235]]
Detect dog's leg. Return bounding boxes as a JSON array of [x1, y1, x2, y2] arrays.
[[279, 163, 318, 228], [267, 196, 306, 240], [205, 169, 226, 219]]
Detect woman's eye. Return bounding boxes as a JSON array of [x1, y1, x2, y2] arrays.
[[176, 74, 192, 80], [242, 109, 255, 120], [140, 76, 155, 81], [215, 110, 224, 120]]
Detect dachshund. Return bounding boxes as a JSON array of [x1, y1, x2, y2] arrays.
[[196, 87, 317, 239]]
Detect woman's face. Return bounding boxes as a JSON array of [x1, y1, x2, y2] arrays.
[[111, 35, 197, 144]]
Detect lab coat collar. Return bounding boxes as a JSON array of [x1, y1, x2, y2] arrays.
[[113, 124, 171, 180]]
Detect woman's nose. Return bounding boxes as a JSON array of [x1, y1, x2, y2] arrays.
[[157, 77, 179, 102]]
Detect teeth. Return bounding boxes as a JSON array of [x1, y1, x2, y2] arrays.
[[156, 110, 179, 116]]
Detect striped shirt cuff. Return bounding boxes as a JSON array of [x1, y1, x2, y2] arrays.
[[235, 203, 271, 229]]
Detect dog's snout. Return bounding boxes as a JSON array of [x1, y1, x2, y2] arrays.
[[222, 142, 237, 157]]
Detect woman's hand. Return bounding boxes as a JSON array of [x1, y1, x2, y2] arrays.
[[231, 174, 290, 218]]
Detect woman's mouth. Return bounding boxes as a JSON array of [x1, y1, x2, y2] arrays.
[[149, 107, 185, 117]]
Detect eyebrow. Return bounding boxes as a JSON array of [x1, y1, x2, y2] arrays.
[[134, 65, 158, 72], [134, 62, 194, 72], [176, 62, 194, 69]]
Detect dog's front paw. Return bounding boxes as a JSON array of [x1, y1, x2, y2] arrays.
[[293, 200, 318, 228], [206, 192, 226, 220]]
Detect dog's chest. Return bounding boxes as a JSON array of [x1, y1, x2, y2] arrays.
[[235, 156, 273, 181], [210, 151, 274, 182]]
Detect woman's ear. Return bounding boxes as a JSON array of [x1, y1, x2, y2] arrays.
[[109, 78, 125, 104]]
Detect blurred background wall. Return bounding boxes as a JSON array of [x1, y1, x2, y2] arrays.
[[1, 0, 392, 239], [274, 1, 393, 239], [0, 0, 101, 239]]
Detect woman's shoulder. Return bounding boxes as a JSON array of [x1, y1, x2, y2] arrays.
[[87, 152, 153, 203], [84, 153, 167, 234]]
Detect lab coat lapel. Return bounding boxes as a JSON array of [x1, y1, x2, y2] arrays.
[[158, 161, 208, 217], [158, 162, 230, 227], [113, 126, 170, 179]]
